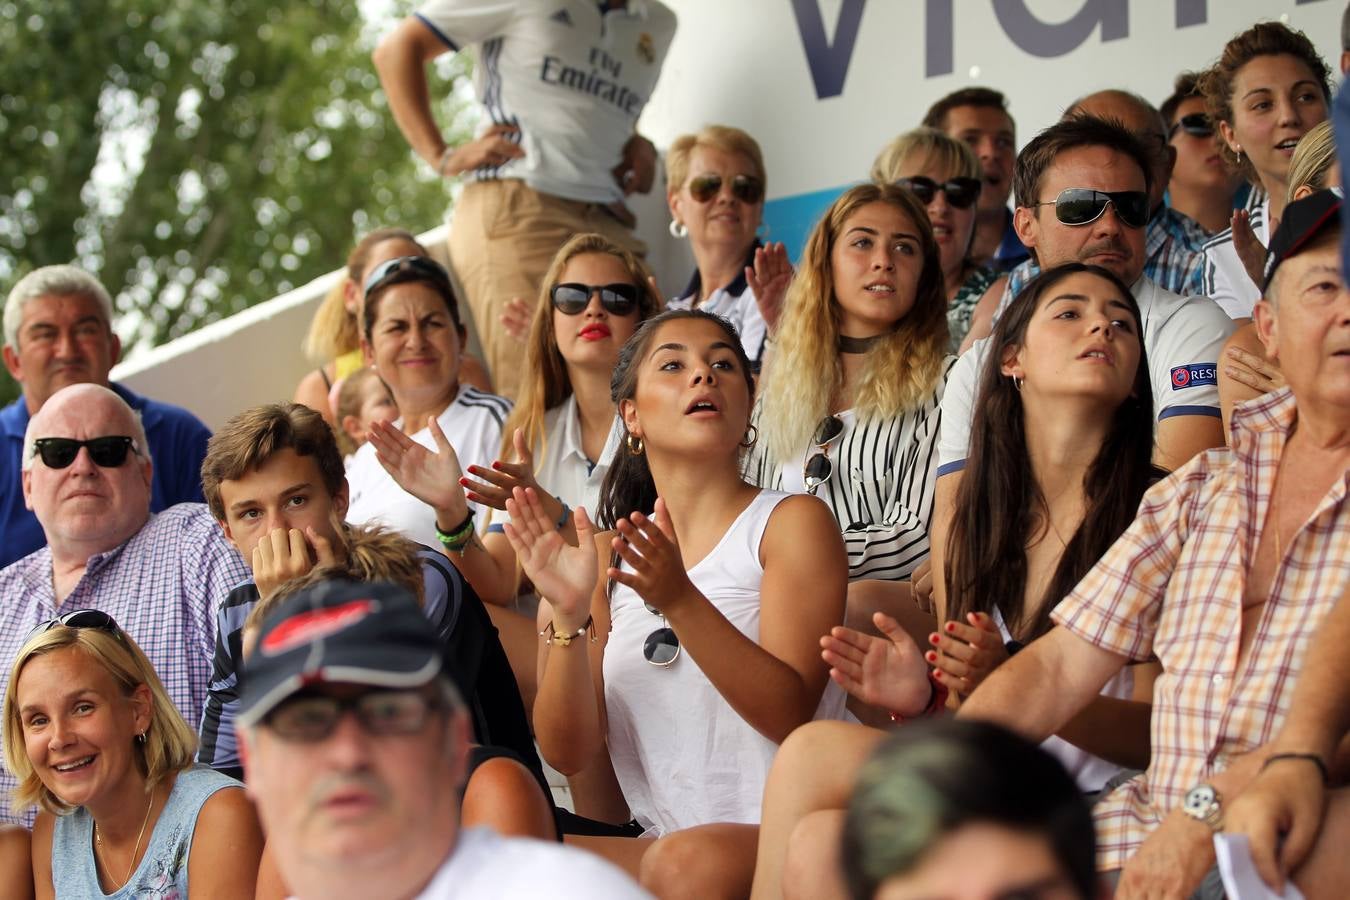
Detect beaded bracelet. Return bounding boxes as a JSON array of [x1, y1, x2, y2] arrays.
[[539, 616, 596, 647]]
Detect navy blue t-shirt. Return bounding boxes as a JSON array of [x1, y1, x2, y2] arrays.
[[0, 382, 211, 567]]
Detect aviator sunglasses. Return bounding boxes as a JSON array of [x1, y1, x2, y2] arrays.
[[31, 436, 140, 470], [896, 175, 983, 209], [642, 602, 680, 667], [550, 282, 641, 316], [803, 415, 844, 496], [688, 173, 765, 205], [1168, 112, 1214, 140], [1032, 188, 1149, 230]]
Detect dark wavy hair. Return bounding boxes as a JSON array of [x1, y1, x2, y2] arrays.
[[842, 720, 1096, 900], [945, 264, 1158, 640], [597, 308, 755, 539]]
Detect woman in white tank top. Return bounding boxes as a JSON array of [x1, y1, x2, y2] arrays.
[[503, 309, 848, 883], [748, 265, 1169, 898]]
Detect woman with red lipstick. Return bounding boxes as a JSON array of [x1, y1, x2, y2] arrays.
[[1198, 21, 1331, 319], [4, 611, 262, 898], [871, 128, 1001, 352], [747, 263, 1163, 899], [746, 182, 951, 662], [501, 309, 847, 888]]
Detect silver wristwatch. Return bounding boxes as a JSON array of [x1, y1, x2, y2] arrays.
[[1181, 783, 1223, 831]]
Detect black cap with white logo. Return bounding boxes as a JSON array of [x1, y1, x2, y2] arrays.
[[1263, 187, 1344, 293]]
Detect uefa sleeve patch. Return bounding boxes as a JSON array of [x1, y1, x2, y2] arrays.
[[1170, 364, 1218, 389]]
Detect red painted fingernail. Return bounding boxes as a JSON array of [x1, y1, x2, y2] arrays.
[[492, 461, 502, 470], [946, 622, 956, 633], [925, 651, 937, 662], [932, 670, 943, 680], [458, 478, 469, 486], [928, 633, 940, 645]]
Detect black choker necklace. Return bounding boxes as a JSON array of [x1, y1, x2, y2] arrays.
[[838, 333, 885, 354]]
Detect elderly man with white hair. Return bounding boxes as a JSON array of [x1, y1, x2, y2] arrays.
[[0, 264, 211, 566], [0, 382, 248, 825]]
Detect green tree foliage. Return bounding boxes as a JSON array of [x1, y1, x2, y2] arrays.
[[0, 0, 474, 402]]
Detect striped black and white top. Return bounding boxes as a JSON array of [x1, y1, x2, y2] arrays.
[[1200, 192, 1268, 319], [743, 358, 954, 582], [345, 383, 511, 548]]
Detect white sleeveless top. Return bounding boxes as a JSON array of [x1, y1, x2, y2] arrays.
[[993, 609, 1131, 792], [602, 489, 846, 836]]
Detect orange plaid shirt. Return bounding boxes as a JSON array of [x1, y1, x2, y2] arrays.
[[1052, 388, 1350, 871]]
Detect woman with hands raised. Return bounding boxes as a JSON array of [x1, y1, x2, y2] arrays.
[[505, 309, 848, 886], [749, 264, 1165, 900]]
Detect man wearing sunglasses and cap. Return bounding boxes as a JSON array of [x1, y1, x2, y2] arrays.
[[960, 187, 1350, 899], [0, 382, 249, 824], [237, 579, 650, 899]]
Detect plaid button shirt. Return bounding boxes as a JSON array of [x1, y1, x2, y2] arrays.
[[1003, 206, 1209, 302], [0, 503, 249, 825], [1051, 388, 1350, 871]]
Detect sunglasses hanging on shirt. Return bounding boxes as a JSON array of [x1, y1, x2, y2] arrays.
[[803, 415, 844, 496], [642, 602, 680, 667]]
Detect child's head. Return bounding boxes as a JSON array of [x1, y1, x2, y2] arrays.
[[335, 367, 397, 456]]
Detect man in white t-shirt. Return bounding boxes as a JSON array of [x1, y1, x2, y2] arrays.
[[374, 1, 676, 399], [928, 116, 1235, 616], [238, 580, 650, 900]]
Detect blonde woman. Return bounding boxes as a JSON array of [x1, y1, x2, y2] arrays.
[[746, 182, 952, 640], [871, 128, 1001, 351], [5, 612, 262, 898], [665, 125, 793, 365]]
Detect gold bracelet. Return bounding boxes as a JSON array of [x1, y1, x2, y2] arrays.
[[539, 616, 596, 647]]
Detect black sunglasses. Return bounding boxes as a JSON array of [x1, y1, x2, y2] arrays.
[[550, 282, 641, 316], [264, 689, 445, 743], [1032, 189, 1149, 230], [803, 415, 844, 496], [688, 173, 764, 205], [32, 436, 139, 470], [1168, 112, 1214, 140], [642, 602, 680, 667], [26, 609, 122, 644], [896, 175, 983, 209]]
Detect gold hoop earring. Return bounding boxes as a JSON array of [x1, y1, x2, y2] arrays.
[[626, 434, 645, 456], [739, 424, 759, 449]]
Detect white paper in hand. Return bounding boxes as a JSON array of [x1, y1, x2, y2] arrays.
[[1213, 833, 1306, 900]]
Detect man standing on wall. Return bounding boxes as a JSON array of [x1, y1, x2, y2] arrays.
[[374, 1, 676, 399]]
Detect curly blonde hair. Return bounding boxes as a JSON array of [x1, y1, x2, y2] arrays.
[[758, 183, 949, 461]]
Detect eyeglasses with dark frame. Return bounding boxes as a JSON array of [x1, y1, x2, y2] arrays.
[[1168, 113, 1214, 140], [1031, 188, 1150, 230], [263, 688, 446, 743], [25, 609, 123, 645], [550, 283, 642, 317], [895, 175, 983, 210], [688, 173, 765, 205], [31, 436, 141, 470], [803, 415, 844, 496]]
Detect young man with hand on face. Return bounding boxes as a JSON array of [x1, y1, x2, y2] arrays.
[[197, 402, 537, 786]]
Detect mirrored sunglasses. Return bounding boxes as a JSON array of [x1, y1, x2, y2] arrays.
[[550, 282, 641, 316], [1168, 112, 1214, 140], [803, 415, 844, 496], [32, 436, 139, 469], [1033, 188, 1149, 230], [264, 689, 444, 743], [26, 609, 122, 644], [688, 173, 765, 205], [896, 175, 983, 209], [642, 602, 680, 667]]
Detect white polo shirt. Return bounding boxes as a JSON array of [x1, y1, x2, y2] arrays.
[[667, 245, 769, 365], [415, 0, 676, 203], [345, 384, 511, 546], [1200, 196, 1269, 320], [936, 276, 1235, 476]]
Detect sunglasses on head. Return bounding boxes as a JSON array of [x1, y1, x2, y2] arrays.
[[1168, 112, 1214, 140], [688, 173, 765, 205], [31, 436, 139, 470], [803, 415, 844, 496], [362, 255, 454, 299], [896, 175, 983, 209], [641, 602, 680, 666], [1032, 189, 1149, 230], [550, 282, 641, 316], [26, 609, 122, 645]]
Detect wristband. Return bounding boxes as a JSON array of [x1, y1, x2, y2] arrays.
[[435, 509, 476, 552], [889, 674, 950, 724], [555, 498, 572, 530], [1261, 752, 1330, 785]]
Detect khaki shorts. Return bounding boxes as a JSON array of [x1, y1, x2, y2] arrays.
[[447, 180, 646, 400]]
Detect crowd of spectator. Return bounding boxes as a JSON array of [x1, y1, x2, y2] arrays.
[[0, 2, 1347, 898]]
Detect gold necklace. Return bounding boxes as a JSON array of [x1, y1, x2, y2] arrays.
[[94, 788, 155, 889]]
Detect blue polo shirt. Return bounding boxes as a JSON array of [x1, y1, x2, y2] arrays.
[[0, 382, 211, 567]]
